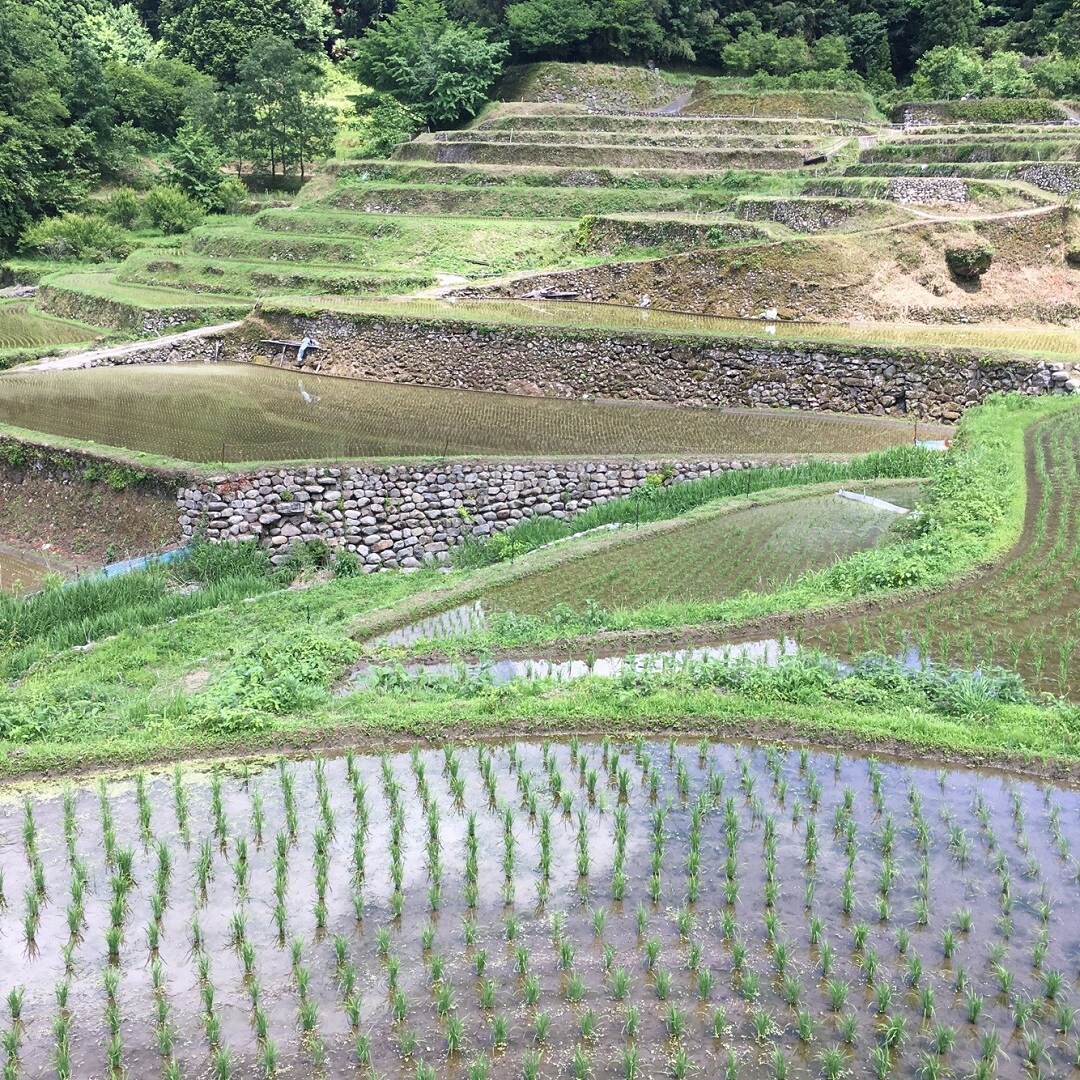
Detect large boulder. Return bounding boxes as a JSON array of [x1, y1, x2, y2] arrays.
[[945, 241, 994, 282]]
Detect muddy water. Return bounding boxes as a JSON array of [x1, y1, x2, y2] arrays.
[[0, 363, 940, 465], [2, 742, 1079, 1078], [0, 547, 67, 594], [353, 629, 799, 688]]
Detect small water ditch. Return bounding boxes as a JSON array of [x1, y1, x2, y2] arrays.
[[348, 599, 1010, 697], [352, 601, 799, 690]]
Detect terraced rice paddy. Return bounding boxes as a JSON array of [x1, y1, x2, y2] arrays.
[[191, 214, 582, 278], [483, 487, 919, 614], [276, 298, 1080, 358], [3, 741, 1079, 1078], [0, 302, 96, 356], [800, 407, 1080, 698], [0, 364, 938, 465], [0, 548, 65, 595]]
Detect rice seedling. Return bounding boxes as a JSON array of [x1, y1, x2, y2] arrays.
[[819, 1045, 846, 1080]]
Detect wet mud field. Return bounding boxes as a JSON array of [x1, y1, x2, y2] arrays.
[[2, 740, 1079, 1078]]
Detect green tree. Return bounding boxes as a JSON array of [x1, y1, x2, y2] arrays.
[[506, 0, 597, 58], [1030, 54, 1080, 95], [104, 56, 213, 139], [916, 0, 981, 59], [352, 0, 507, 124], [164, 0, 333, 82], [235, 38, 337, 176], [0, 0, 93, 252], [811, 34, 850, 71], [723, 31, 813, 75], [978, 50, 1035, 95], [591, 0, 667, 59], [357, 93, 423, 157], [1054, 0, 1080, 57], [83, 3, 160, 65], [165, 124, 231, 207], [847, 13, 892, 80], [909, 45, 984, 98]]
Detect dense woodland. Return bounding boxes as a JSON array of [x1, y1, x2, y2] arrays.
[[2, 0, 1080, 254]]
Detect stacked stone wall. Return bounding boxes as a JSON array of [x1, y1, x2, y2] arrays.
[[179, 458, 772, 567]]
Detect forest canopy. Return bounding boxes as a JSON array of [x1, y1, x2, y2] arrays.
[[2, 0, 1080, 253]]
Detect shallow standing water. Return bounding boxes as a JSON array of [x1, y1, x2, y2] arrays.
[[2, 740, 1078, 1078], [0, 362, 947, 464]]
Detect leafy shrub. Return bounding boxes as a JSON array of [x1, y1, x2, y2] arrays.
[[945, 241, 994, 281], [102, 188, 142, 228], [144, 185, 204, 234], [281, 538, 333, 576], [357, 94, 424, 158], [165, 125, 247, 212], [193, 629, 358, 733], [333, 550, 363, 577], [20, 213, 132, 262], [214, 177, 249, 213], [945, 98, 1060, 122], [928, 668, 1029, 718]]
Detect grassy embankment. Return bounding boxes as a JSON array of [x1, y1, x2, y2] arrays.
[[1, 395, 1079, 778]]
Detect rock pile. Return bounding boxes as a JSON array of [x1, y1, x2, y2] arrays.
[[886, 177, 969, 205]]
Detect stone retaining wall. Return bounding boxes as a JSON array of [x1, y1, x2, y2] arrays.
[[226, 312, 1059, 422], [885, 177, 969, 205], [1015, 163, 1080, 195], [179, 458, 770, 567], [736, 197, 867, 232]]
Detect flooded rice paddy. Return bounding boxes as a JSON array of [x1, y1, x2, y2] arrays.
[[0, 546, 68, 595], [0, 302, 93, 355], [365, 410, 1079, 700], [0, 364, 942, 464], [3, 741, 1079, 1079], [796, 409, 1080, 699], [480, 489, 917, 615]]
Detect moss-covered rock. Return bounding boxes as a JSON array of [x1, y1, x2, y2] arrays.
[[945, 241, 994, 281]]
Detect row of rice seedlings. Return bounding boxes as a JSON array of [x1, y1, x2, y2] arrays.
[[5, 740, 1080, 1076]]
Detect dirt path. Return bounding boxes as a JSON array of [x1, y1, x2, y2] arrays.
[[649, 90, 693, 116], [401, 272, 471, 299], [24, 320, 245, 371]]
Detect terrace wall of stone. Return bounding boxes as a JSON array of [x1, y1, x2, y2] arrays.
[[212, 312, 1057, 422], [178, 457, 773, 567], [735, 197, 882, 231], [50, 305, 1072, 420]]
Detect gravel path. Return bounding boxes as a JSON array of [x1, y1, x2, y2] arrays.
[[25, 321, 245, 371]]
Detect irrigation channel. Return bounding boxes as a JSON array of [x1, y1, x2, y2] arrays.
[[3, 742, 1079, 1079], [0, 364, 945, 464]]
